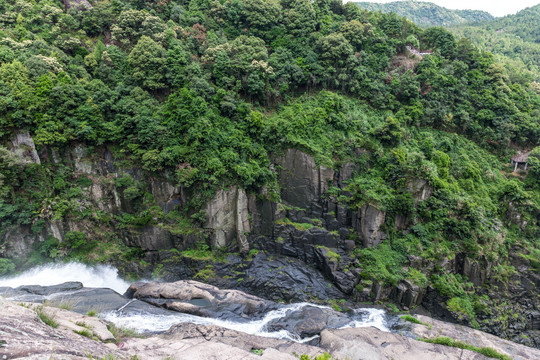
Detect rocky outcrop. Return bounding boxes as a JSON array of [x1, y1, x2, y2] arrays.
[[353, 204, 386, 248], [10, 131, 40, 164], [125, 280, 271, 317], [205, 186, 250, 252], [410, 314, 540, 360], [320, 327, 487, 360], [407, 178, 433, 203], [0, 300, 120, 360], [277, 149, 334, 209], [123, 323, 323, 360], [267, 305, 350, 337]]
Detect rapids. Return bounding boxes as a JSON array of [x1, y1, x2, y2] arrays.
[[0, 262, 391, 342]]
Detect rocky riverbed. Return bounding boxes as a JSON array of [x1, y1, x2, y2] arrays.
[[1, 271, 539, 360]]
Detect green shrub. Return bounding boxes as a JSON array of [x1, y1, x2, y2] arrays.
[[0, 258, 15, 275]]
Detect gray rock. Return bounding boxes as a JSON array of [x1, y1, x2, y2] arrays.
[[0, 300, 120, 359], [412, 314, 540, 360], [320, 327, 487, 360], [267, 305, 350, 337], [205, 186, 250, 252], [353, 204, 386, 248], [10, 131, 40, 164], [126, 280, 270, 317], [277, 149, 333, 209], [407, 178, 433, 202]]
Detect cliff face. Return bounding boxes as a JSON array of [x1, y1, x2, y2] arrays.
[[1, 135, 539, 348]]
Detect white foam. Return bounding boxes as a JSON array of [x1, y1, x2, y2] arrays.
[[344, 308, 389, 332], [102, 302, 326, 342], [102, 302, 389, 342], [0, 262, 130, 294]]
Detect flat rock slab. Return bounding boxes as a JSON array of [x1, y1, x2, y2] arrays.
[[320, 327, 488, 360], [122, 322, 323, 360], [413, 314, 540, 360], [0, 300, 121, 359]]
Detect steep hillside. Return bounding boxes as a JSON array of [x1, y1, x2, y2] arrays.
[[355, 1, 494, 28], [0, 0, 538, 349], [483, 3, 540, 43], [451, 4, 540, 82]]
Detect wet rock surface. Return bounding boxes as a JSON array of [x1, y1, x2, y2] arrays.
[[266, 305, 350, 337]]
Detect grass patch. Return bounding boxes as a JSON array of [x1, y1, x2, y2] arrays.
[[276, 218, 314, 231], [420, 336, 511, 360], [86, 309, 98, 317], [74, 328, 95, 339], [194, 265, 215, 281], [36, 306, 58, 328], [401, 315, 432, 329], [107, 323, 141, 343]]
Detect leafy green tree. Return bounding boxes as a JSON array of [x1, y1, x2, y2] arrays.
[[128, 36, 167, 90]]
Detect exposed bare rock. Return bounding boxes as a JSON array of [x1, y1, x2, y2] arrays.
[[353, 204, 386, 248], [277, 149, 334, 209], [205, 185, 250, 252], [125, 280, 270, 316], [320, 327, 487, 360], [407, 178, 433, 202], [10, 131, 40, 164], [0, 300, 120, 360], [411, 314, 540, 360]]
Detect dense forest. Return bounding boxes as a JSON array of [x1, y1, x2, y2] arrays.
[[354, 0, 494, 28], [0, 0, 539, 346], [450, 4, 540, 83]]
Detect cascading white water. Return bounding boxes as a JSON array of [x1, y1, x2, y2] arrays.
[[0, 262, 130, 294], [102, 301, 331, 342], [0, 263, 391, 342]]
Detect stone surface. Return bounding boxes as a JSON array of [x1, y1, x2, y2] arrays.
[[407, 178, 433, 202], [205, 185, 250, 252], [320, 327, 487, 360], [126, 280, 271, 317], [353, 204, 386, 248], [277, 149, 334, 209], [411, 314, 540, 360], [0, 300, 120, 360], [267, 305, 350, 337], [10, 131, 40, 164]]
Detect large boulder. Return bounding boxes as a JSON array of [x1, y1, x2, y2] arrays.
[[267, 305, 350, 337], [125, 280, 271, 318], [122, 322, 323, 360]]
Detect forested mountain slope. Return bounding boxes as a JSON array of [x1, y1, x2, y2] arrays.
[[0, 0, 539, 348], [354, 1, 494, 28], [451, 4, 540, 82]]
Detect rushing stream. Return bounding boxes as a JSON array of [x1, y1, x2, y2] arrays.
[[0, 262, 392, 342]]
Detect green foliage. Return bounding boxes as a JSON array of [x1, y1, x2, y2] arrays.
[[401, 314, 430, 327], [0, 258, 15, 275]]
